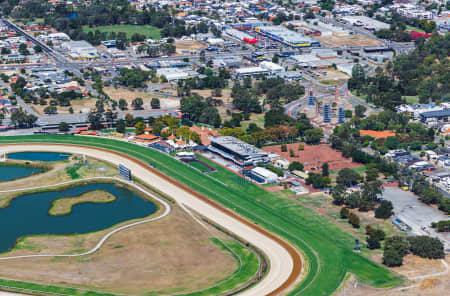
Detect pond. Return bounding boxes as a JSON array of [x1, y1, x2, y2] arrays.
[[0, 183, 157, 254], [7, 152, 71, 162], [0, 165, 44, 182]]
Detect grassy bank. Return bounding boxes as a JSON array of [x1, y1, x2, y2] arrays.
[[0, 135, 403, 295], [49, 190, 116, 216]]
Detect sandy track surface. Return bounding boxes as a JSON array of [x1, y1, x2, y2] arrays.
[[0, 144, 301, 296]]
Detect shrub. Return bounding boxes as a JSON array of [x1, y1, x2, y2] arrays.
[[340, 207, 349, 219], [281, 144, 287, 152], [298, 143, 304, 150]]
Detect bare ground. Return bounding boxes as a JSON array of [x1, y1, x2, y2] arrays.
[[103, 86, 180, 109], [336, 256, 450, 296], [0, 206, 237, 295], [31, 98, 98, 115], [317, 34, 381, 47]]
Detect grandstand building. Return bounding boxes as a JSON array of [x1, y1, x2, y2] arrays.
[[207, 136, 269, 167]]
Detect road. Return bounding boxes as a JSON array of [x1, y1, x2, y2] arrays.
[[0, 143, 302, 296]]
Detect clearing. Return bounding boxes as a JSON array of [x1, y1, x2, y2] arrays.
[[48, 190, 116, 216], [82, 25, 161, 40], [103, 86, 180, 109], [31, 98, 98, 115], [317, 34, 381, 47], [175, 40, 207, 54]]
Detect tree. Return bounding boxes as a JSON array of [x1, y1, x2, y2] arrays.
[[134, 121, 146, 135], [385, 236, 409, 257], [350, 64, 365, 90], [332, 185, 346, 205], [408, 236, 444, 259], [385, 136, 399, 150], [354, 105, 367, 118], [58, 122, 69, 132], [116, 119, 126, 134], [375, 200, 394, 219], [272, 55, 279, 63], [305, 128, 323, 144], [383, 249, 404, 267], [44, 106, 57, 114], [348, 212, 360, 228], [367, 236, 381, 249], [119, 98, 128, 110], [132, 97, 144, 110], [321, 162, 329, 177], [151, 98, 160, 109], [288, 161, 304, 172], [340, 207, 349, 218], [33, 45, 42, 53], [336, 168, 361, 186]]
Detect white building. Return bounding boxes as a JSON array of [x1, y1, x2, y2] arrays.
[[250, 167, 279, 183], [260, 61, 284, 73]]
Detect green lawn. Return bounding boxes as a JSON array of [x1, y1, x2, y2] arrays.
[[0, 135, 403, 295], [82, 24, 161, 40], [403, 96, 420, 104], [405, 25, 424, 33]]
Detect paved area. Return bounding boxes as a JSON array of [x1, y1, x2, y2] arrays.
[[0, 144, 300, 296], [382, 187, 450, 251]]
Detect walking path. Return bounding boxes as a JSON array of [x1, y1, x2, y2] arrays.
[[0, 177, 171, 260]]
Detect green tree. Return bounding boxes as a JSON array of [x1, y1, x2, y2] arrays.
[[331, 185, 346, 205], [337, 168, 361, 186], [408, 236, 444, 259], [58, 122, 69, 132], [134, 121, 146, 135], [354, 105, 367, 118], [340, 207, 349, 218], [132, 97, 144, 110], [367, 236, 381, 249], [116, 119, 126, 133], [321, 162, 329, 177], [383, 249, 403, 267], [151, 98, 160, 109], [119, 98, 128, 110], [305, 128, 323, 144], [375, 200, 394, 219], [288, 161, 304, 171]]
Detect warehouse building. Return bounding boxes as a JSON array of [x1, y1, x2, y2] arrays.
[[225, 28, 258, 44], [208, 136, 269, 167], [62, 40, 99, 60], [253, 25, 320, 48]]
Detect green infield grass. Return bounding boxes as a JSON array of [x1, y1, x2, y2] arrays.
[[0, 135, 403, 295], [82, 24, 161, 40]]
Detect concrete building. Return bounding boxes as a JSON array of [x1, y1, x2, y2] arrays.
[[234, 66, 270, 77], [62, 40, 98, 59], [260, 61, 284, 73], [248, 167, 278, 183], [208, 136, 269, 166], [342, 16, 390, 31]]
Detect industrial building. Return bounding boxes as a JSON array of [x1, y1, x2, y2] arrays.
[[234, 66, 270, 78], [253, 25, 320, 48], [225, 28, 258, 44], [207, 136, 269, 167], [341, 16, 390, 31], [62, 40, 99, 60]]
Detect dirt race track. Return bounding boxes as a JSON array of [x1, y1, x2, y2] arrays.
[[0, 144, 302, 296]]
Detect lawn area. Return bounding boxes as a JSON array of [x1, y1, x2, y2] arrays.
[[82, 24, 161, 40], [330, 166, 367, 178], [403, 95, 420, 104], [405, 25, 424, 33], [0, 135, 403, 295], [240, 113, 265, 132]]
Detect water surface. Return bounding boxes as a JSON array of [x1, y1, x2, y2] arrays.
[[0, 165, 44, 182], [0, 183, 157, 253], [7, 152, 71, 162]]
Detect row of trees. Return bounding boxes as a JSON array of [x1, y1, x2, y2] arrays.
[[383, 236, 444, 267], [411, 177, 450, 214]]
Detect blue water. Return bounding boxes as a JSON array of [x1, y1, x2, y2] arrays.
[[0, 183, 157, 253], [7, 152, 71, 162], [0, 165, 44, 182]]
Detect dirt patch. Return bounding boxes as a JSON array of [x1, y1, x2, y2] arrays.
[[317, 34, 381, 47], [175, 40, 207, 54], [262, 143, 363, 172], [103, 86, 180, 110], [0, 206, 237, 295], [31, 98, 98, 115], [49, 190, 115, 216]]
